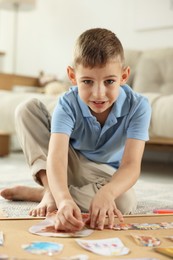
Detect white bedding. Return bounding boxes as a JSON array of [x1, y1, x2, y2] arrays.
[[0, 90, 58, 150]]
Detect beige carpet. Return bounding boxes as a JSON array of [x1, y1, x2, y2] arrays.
[[0, 152, 173, 218]]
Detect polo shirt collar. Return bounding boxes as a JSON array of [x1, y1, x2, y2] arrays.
[[111, 86, 130, 118], [77, 95, 93, 117]]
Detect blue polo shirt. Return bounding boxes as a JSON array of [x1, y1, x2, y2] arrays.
[[51, 85, 151, 169]]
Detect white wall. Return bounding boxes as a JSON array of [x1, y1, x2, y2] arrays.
[[0, 0, 173, 79]]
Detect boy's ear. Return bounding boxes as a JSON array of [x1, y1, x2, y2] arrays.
[[120, 66, 130, 85], [67, 66, 77, 85]]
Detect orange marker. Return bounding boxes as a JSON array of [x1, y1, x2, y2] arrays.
[[153, 209, 173, 214]]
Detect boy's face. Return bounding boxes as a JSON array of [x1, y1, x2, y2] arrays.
[[67, 59, 130, 121]]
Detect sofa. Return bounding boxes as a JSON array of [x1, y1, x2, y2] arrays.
[[125, 48, 173, 149], [0, 47, 173, 154]]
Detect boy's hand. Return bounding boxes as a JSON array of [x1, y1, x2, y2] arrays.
[[88, 186, 124, 230], [55, 199, 84, 232]]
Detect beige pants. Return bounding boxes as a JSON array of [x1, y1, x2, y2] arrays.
[[15, 98, 137, 214]]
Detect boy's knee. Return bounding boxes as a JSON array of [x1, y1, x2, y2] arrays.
[[15, 98, 38, 120], [115, 189, 137, 214], [118, 200, 137, 215], [15, 98, 45, 127]]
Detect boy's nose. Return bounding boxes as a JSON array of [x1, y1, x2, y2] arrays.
[[92, 84, 105, 98]]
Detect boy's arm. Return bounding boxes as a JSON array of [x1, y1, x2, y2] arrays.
[[89, 138, 145, 230], [47, 133, 84, 231], [108, 138, 145, 197]]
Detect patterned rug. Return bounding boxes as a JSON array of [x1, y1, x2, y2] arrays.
[[0, 152, 172, 218]]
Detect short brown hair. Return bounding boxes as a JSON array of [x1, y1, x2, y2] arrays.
[[74, 28, 124, 68]]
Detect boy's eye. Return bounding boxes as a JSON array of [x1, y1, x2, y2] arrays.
[[104, 79, 115, 85], [82, 80, 93, 85]]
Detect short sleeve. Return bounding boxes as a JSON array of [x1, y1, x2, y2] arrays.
[[126, 97, 151, 141]]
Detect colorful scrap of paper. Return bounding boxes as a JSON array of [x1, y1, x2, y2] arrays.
[[160, 222, 173, 229], [131, 234, 161, 247], [113, 222, 173, 230], [22, 241, 63, 255], [113, 223, 133, 230], [76, 237, 130, 256], [132, 223, 161, 230], [29, 217, 93, 238]]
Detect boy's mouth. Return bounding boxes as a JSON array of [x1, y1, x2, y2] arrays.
[[91, 100, 108, 109], [92, 101, 106, 104]]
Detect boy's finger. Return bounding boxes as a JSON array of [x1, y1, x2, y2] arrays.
[[56, 215, 84, 231], [74, 209, 83, 222], [96, 209, 107, 230], [114, 208, 124, 222], [82, 213, 90, 224], [90, 211, 99, 229], [65, 214, 84, 229], [57, 211, 84, 231], [97, 217, 106, 230], [107, 210, 115, 229]]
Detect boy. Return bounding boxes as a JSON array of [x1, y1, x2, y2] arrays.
[[0, 28, 151, 231]]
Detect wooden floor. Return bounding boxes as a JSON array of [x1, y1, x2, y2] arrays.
[[0, 215, 172, 259]]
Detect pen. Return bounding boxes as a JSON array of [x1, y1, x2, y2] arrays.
[[153, 209, 173, 214]]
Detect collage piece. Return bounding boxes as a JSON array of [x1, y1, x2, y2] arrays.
[[29, 215, 93, 238], [113, 222, 173, 230], [22, 241, 63, 255], [76, 237, 130, 256], [131, 234, 161, 247]]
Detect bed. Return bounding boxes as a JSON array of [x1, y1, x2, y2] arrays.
[[0, 72, 40, 90], [0, 73, 59, 155]]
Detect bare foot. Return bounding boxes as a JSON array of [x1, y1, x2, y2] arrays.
[[0, 185, 44, 202], [0, 186, 57, 217], [29, 189, 57, 217]]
